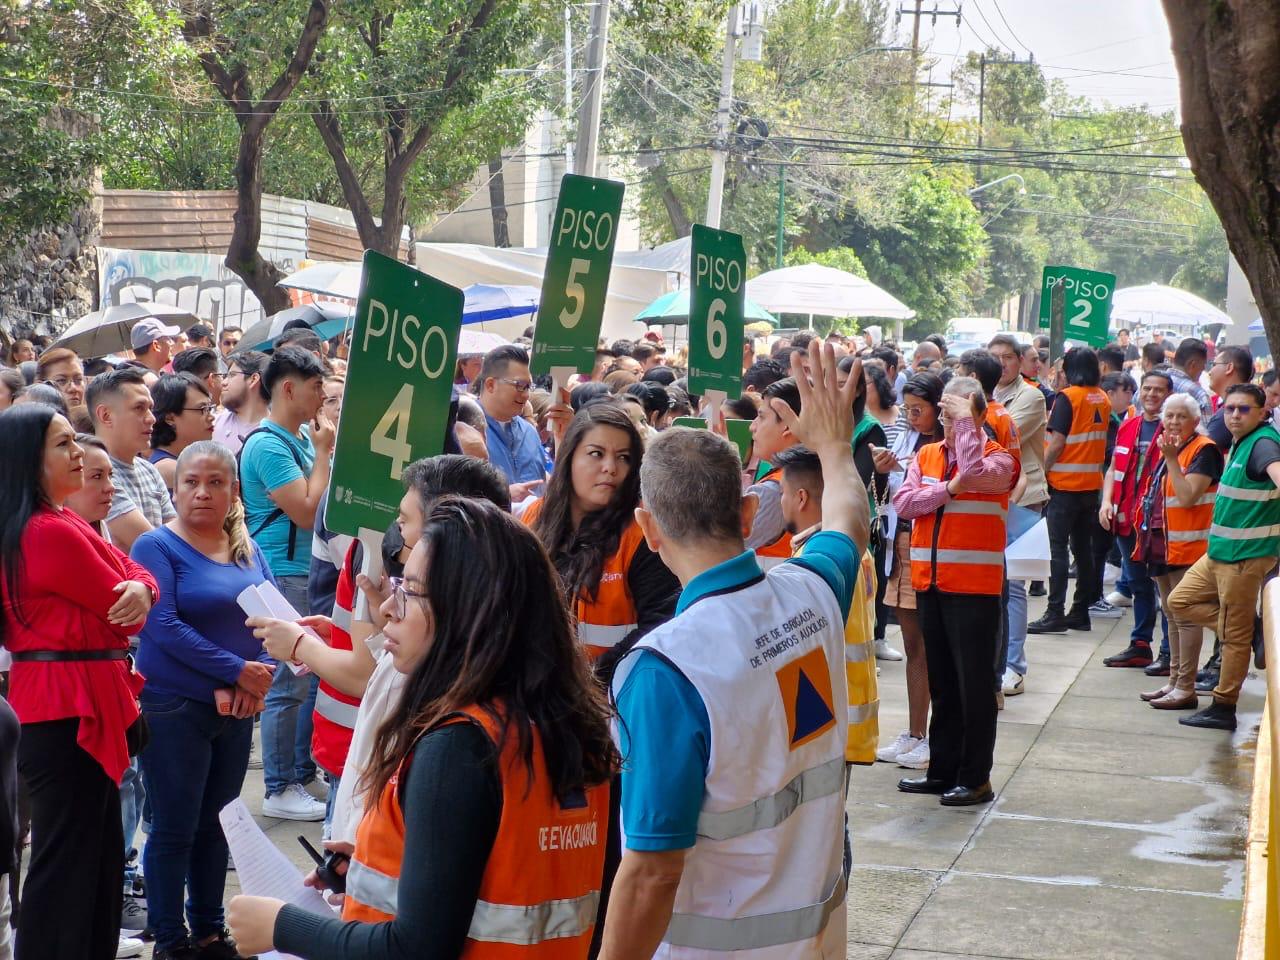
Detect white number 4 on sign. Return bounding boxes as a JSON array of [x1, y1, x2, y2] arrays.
[[371, 383, 414, 481]]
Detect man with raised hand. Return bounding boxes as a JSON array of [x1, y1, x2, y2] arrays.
[[600, 344, 867, 960]]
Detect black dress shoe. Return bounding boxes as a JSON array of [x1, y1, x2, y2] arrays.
[[1195, 672, 1219, 694], [1143, 654, 1170, 676], [898, 776, 949, 794], [940, 782, 995, 806], [1179, 701, 1237, 731], [1063, 609, 1091, 631], [1028, 581, 1046, 596]]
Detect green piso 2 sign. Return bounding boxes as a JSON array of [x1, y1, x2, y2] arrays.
[[688, 224, 746, 400], [531, 174, 625, 377], [327, 250, 463, 538], [1038, 265, 1116, 347]]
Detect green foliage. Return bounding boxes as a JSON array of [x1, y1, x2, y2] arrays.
[[784, 245, 866, 277]]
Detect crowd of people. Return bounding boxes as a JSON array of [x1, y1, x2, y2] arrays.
[[0, 313, 1274, 960]]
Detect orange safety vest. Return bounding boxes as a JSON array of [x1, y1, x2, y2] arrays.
[[1158, 434, 1217, 567], [523, 501, 645, 661], [985, 399, 1023, 490], [909, 439, 1010, 596], [754, 467, 794, 567], [1047, 385, 1110, 492], [343, 704, 608, 958], [312, 539, 361, 778]]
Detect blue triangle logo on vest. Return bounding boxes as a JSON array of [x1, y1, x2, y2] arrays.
[[1093, 409, 1105, 425], [791, 667, 835, 745]]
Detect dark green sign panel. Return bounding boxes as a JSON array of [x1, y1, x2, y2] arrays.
[[1038, 265, 1116, 346], [688, 224, 746, 399]]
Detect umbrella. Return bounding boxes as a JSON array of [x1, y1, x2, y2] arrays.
[[52, 302, 201, 359], [239, 303, 354, 353], [746, 263, 916, 320], [1110, 283, 1229, 332], [279, 261, 363, 300], [458, 329, 510, 356], [635, 289, 779, 328]]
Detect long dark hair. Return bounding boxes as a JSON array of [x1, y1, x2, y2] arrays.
[[864, 363, 896, 409], [363, 497, 619, 805], [151, 372, 210, 449], [531, 401, 643, 605], [0, 404, 59, 642]]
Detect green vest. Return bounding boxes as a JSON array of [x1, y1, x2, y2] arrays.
[[1208, 422, 1280, 562]]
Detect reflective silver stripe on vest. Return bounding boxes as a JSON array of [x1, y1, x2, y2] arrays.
[[1209, 522, 1280, 541], [346, 857, 399, 915], [664, 868, 847, 951], [314, 687, 359, 729], [696, 756, 845, 842], [468, 891, 600, 945], [848, 700, 877, 724], [909, 547, 1004, 565], [943, 500, 1008, 517], [845, 640, 874, 663], [578, 622, 636, 650], [1217, 482, 1280, 502], [1064, 430, 1108, 444], [331, 604, 353, 633], [1049, 462, 1102, 473], [1165, 493, 1215, 508], [1167, 528, 1210, 542]]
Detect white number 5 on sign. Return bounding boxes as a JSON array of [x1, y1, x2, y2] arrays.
[[371, 383, 414, 481], [559, 258, 590, 329]]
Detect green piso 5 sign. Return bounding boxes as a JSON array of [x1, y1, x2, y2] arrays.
[[327, 250, 463, 537], [531, 174, 625, 375], [688, 225, 746, 399]]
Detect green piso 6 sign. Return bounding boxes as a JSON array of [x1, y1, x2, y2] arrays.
[[531, 174, 625, 375], [1038, 265, 1116, 346], [688, 225, 746, 399], [327, 250, 463, 537]]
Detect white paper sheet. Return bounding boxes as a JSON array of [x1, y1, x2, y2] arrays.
[[236, 584, 313, 676], [219, 799, 335, 960], [1005, 517, 1051, 580]]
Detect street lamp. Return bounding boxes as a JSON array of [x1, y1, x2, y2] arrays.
[[968, 173, 1026, 197]]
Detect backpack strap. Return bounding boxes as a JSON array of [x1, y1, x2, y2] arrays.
[[238, 426, 309, 561]]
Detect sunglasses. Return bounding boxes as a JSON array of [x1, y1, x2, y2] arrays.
[[1223, 404, 1259, 415]]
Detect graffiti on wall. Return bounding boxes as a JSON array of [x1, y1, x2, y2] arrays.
[[97, 248, 270, 331]]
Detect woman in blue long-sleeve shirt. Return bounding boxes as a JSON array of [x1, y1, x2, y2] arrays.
[[131, 441, 276, 960]]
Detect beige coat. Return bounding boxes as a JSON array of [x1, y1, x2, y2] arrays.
[[995, 375, 1048, 506]]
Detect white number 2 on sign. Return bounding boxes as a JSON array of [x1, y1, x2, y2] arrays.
[[1068, 299, 1092, 327], [371, 382, 414, 481], [559, 258, 590, 329]]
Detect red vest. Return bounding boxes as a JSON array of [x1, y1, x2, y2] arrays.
[[311, 539, 361, 778], [1109, 415, 1162, 537]]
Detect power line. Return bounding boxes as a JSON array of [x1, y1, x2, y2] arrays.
[[986, 0, 1032, 56]]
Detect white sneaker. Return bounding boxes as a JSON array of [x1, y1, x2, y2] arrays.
[[1103, 563, 1122, 585], [1106, 590, 1132, 608], [117, 934, 144, 958], [874, 639, 904, 661], [1002, 669, 1025, 696], [875, 731, 919, 763], [262, 783, 327, 822], [897, 738, 931, 770]]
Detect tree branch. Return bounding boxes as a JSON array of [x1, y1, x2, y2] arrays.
[[313, 102, 380, 241]]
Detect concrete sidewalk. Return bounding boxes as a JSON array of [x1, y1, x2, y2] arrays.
[[848, 600, 1263, 960]]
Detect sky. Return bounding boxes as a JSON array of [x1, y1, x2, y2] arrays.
[[905, 0, 1182, 114]]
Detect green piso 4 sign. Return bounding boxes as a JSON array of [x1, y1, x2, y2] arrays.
[[531, 174, 625, 376], [688, 224, 746, 400], [327, 250, 463, 538], [1038, 265, 1116, 346]]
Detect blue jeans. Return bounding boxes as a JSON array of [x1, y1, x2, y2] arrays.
[[1006, 578, 1029, 676], [120, 759, 143, 886], [139, 691, 252, 950], [1117, 532, 1169, 655], [262, 575, 319, 797]]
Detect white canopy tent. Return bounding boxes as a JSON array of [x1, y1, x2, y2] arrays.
[[1110, 283, 1229, 333], [745, 263, 916, 321]]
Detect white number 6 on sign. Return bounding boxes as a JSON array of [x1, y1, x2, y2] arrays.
[[559, 258, 590, 329], [706, 298, 727, 360], [371, 383, 414, 481]]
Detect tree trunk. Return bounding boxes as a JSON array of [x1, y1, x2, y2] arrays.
[[1162, 2, 1280, 356], [488, 156, 511, 247], [226, 124, 290, 315], [652, 162, 692, 238]]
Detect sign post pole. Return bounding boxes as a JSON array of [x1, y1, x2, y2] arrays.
[[1050, 275, 1066, 366], [326, 250, 464, 624], [688, 224, 747, 427], [531, 174, 626, 392]]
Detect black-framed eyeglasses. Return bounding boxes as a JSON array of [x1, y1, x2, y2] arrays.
[[387, 576, 428, 620], [183, 404, 216, 416]]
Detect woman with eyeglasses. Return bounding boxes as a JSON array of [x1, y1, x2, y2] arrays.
[[36, 347, 86, 411], [0, 404, 156, 960], [870, 371, 945, 772], [148, 373, 216, 493], [228, 497, 618, 960]]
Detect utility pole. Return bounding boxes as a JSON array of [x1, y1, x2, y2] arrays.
[[705, 5, 740, 229], [575, 0, 612, 178], [977, 52, 1035, 187], [774, 164, 785, 268], [563, 4, 574, 176], [898, 2, 960, 135]]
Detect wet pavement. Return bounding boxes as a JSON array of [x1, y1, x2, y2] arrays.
[[849, 596, 1261, 960]]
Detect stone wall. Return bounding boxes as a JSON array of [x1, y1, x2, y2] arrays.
[[0, 204, 98, 344]]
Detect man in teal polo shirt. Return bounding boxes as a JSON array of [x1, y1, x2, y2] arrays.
[[1169, 383, 1280, 732], [600, 345, 869, 960]]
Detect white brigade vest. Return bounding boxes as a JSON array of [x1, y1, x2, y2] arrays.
[[617, 562, 849, 959]]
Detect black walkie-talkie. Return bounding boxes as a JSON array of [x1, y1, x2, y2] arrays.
[[298, 835, 349, 895]]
